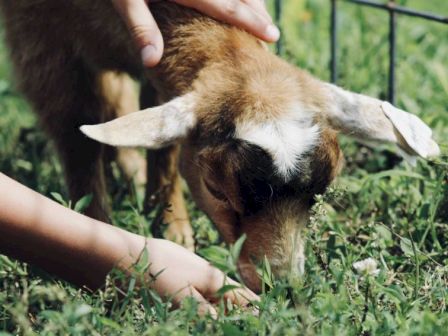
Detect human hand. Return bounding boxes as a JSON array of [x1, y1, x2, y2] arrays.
[[143, 238, 259, 317], [112, 0, 280, 67]]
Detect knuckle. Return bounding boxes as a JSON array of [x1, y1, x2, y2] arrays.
[[224, 0, 240, 16], [128, 24, 154, 46]]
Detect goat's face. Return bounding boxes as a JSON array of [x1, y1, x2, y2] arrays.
[[176, 66, 344, 290], [179, 126, 343, 290]]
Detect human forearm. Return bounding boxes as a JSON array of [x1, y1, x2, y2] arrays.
[[0, 172, 145, 289], [0, 173, 258, 313]]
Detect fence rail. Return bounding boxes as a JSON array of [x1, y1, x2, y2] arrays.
[[273, 0, 448, 105]]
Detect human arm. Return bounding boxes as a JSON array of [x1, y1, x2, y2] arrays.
[[0, 173, 258, 316]]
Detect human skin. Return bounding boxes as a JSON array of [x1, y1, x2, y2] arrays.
[[0, 173, 258, 316], [112, 0, 280, 67]]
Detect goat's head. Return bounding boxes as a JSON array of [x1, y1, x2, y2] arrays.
[[81, 63, 439, 292]]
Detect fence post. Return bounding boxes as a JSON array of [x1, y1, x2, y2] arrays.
[[388, 1, 397, 104], [274, 0, 283, 55], [330, 0, 338, 83]]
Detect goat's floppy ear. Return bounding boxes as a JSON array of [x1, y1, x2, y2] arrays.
[[321, 83, 440, 160], [80, 94, 197, 148]]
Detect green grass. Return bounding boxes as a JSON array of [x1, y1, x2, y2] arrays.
[[1, 0, 447, 334]]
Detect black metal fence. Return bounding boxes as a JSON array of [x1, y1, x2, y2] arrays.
[[274, 0, 448, 105]]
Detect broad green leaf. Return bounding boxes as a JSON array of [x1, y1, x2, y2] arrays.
[[215, 285, 242, 298], [51, 192, 67, 206], [99, 317, 122, 331], [230, 234, 247, 262], [74, 194, 93, 213]]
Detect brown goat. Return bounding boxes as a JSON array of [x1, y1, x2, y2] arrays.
[[0, 1, 439, 291]]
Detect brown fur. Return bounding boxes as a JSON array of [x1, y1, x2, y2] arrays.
[[99, 72, 147, 186], [0, 1, 343, 290]]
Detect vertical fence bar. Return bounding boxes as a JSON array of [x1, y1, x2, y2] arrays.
[[334, 0, 448, 104], [274, 0, 283, 55], [330, 0, 338, 83], [388, 2, 397, 104]]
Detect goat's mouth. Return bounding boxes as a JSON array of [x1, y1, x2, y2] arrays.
[[236, 232, 306, 293], [237, 257, 305, 293]]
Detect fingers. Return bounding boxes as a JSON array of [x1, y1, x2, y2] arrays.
[[174, 269, 258, 318], [112, 0, 164, 67], [173, 0, 280, 42], [144, 239, 259, 316], [201, 266, 260, 306], [113, 0, 279, 68], [173, 285, 218, 318], [221, 277, 260, 306], [242, 0, 272, 22]]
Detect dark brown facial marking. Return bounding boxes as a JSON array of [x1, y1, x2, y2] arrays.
[[198, 127, 342, 216]]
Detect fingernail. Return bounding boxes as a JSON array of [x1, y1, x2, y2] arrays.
[[209, 306, 218, 320], [265, 24, 280, 42], [141, 44, 157, 67]]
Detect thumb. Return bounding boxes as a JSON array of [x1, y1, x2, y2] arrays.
[[112, 0, 164, 67]]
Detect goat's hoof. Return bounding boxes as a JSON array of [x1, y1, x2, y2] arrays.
[[165, 221, 195, 252]]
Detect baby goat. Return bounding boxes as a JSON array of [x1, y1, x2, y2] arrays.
[[0, 1, 439, 291]]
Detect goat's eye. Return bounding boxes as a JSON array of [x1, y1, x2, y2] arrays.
[[204, 180, 228, 202]]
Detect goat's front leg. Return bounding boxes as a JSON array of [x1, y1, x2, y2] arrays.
[[146, 146, 194, 251], [139, 82, 194, 251], [98, 71, 147, 188]]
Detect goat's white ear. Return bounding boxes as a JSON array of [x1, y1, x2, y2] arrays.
[[80, 94, 197, 148], [322, 83, 440, 160], [381, 102, 440, 158]]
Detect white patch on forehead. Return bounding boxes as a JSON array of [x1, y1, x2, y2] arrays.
[[235, 103, 319, 180]]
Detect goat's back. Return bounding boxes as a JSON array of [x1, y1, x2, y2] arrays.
[[0, 1, 262, 85]]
